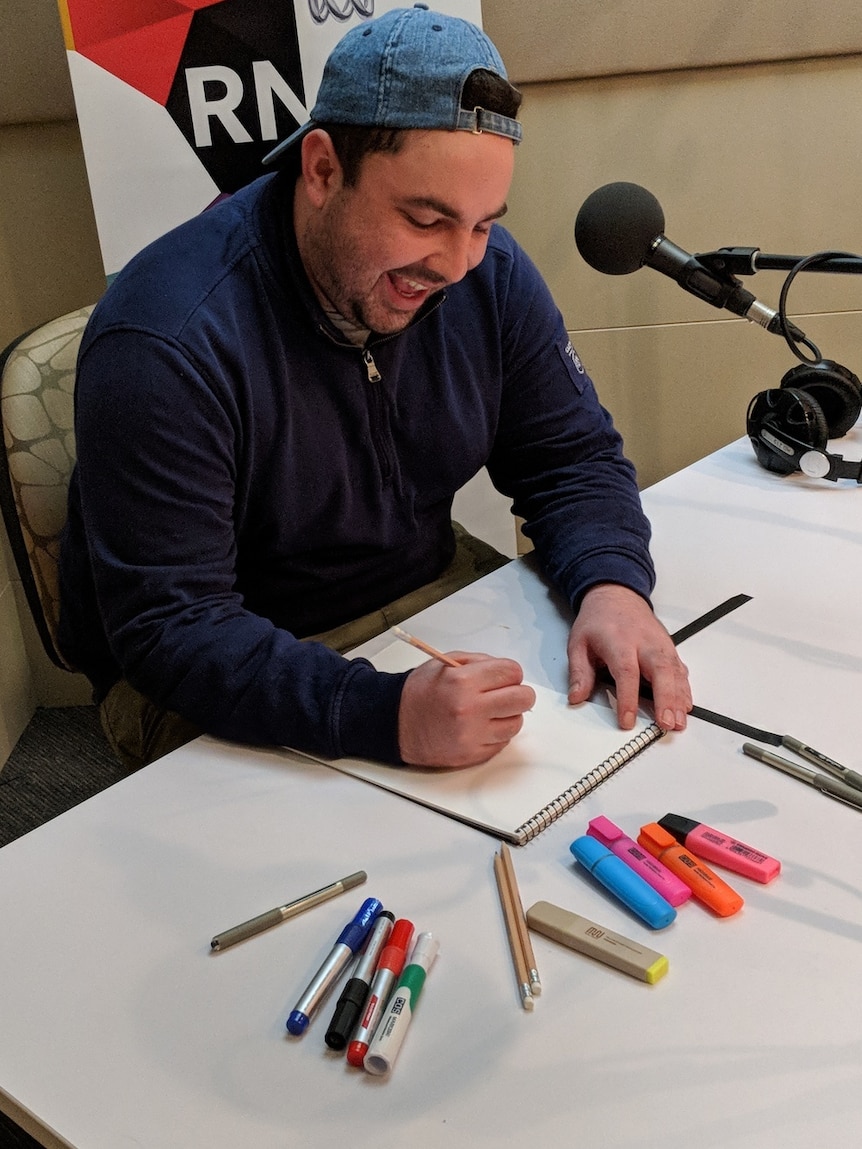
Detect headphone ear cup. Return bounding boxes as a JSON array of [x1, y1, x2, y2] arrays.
[[781, 359, 862, 439], [746, 387, 828, 474]]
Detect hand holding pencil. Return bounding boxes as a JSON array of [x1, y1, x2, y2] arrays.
[[393, 628, 536, 768]]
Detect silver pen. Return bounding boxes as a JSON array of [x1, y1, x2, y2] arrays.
[[780, 736, 862, 793], [286, 896, 383, 1036], [210, 870, 367, 951], [742, 743, 862, 812]]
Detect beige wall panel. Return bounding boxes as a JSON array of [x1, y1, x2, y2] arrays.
[[0, 121, 104, 352], [506, 56, 862, 334], [0, 0, 76, 126], [484, 0, 862, 84]]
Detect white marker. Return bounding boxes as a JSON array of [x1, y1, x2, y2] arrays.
[[363, 932, 439, 1075]]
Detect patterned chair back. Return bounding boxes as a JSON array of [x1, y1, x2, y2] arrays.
[[0, 306, 94, 670]]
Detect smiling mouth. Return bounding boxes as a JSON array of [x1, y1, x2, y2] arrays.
[[388, 272, 431, 300]]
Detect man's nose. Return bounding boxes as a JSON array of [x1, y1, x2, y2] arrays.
[[429, 229, 488, 286]]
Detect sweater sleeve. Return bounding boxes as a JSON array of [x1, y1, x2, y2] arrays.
[[67, 327, 407, 763], [485, 238, 655, 611]]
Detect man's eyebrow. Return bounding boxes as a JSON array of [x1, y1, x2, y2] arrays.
[[402, 196, 509, 223]]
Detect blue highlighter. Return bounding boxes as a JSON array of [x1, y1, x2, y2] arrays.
[[570, 835, 676, 930]]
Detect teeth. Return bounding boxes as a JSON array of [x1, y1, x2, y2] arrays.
[[394, 274, 426, 293]]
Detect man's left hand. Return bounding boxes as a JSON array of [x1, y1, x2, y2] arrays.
[[566, 583, 691, 732]]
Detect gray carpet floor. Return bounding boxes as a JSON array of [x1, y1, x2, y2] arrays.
[[0, 705, 125, 848]]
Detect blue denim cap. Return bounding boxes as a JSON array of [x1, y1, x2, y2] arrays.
[[263, 4, 521, 166]]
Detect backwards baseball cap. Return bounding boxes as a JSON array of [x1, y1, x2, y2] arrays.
[[262, 4, 521, 166]]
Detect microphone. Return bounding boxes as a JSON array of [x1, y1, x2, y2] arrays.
[[574, 182, 796, 336]]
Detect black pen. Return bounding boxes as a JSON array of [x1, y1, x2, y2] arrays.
[[324, 910, 394, 1051], [742, 743, 862, 812]]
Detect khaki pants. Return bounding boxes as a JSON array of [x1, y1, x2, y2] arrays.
[[99, 524, 510, 771]]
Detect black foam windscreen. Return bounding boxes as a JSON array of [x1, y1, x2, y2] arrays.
[[575, 182, 666, 275]]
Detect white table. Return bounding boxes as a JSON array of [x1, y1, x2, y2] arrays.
[[1, 435, 861, 1149]]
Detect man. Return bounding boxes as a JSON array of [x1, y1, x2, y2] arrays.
[[59, 4, 691, 771]]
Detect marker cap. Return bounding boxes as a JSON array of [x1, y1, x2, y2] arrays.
[[657, 813, 699, 840], [286, 1010, 309, 1036]]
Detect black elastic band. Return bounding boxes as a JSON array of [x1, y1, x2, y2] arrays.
[[688, 704, 782, 745], [670, 594, 784, 743], [670, 593, 753, 646]]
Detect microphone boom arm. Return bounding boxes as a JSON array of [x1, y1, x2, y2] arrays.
[[697, 248, 862, 276]]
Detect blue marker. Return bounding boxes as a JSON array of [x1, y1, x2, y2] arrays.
[[569, 836, 676, 930], [287, 897, 383, 1035]]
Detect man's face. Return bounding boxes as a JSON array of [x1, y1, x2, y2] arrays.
[[297, 128, 516, 335]]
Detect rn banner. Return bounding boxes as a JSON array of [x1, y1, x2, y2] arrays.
[[58, 0, 483, 278]]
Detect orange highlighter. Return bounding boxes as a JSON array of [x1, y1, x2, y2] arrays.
[[637, 823, 744, 917]]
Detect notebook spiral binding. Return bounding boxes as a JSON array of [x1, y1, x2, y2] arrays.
[[514, 722, 666, 844]]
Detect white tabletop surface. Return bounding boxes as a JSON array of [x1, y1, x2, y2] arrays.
[[1, 434, 861, 1149]]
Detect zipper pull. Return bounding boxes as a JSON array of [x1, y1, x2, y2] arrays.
[[363, 348, 382, 383]]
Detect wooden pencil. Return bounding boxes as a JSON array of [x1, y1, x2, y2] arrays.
[[499, 842, 541, 996], [493, 850, 534, 1011], [391, 625, 462, 668]]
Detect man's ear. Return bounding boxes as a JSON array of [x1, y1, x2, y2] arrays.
[[299, 129, 343, 207]]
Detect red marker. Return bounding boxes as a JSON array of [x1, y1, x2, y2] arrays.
[[346, 918, 414, 1067]]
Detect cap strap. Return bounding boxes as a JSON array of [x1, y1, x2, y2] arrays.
[[455, 106, 522, 143]]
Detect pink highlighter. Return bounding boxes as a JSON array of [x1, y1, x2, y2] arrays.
[[587, 816, 692, 907], [657, 814, 781, 883]]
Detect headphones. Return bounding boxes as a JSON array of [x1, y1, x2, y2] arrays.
[[745, 250, 862, 483], [746, 360, 862, 482]]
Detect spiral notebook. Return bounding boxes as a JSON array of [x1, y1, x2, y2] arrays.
[[294, 640, 664, 845]]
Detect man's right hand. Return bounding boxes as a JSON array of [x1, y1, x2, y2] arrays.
[[397, 653, 536, 767]]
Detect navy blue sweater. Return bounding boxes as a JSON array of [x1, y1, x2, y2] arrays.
[[58, 171, 655, 763]]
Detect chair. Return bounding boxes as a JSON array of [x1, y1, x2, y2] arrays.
[[0, 305, 95, 670]]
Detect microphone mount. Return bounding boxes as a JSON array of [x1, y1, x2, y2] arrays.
[[695, 248, 862, 277], [691, 249, 862, 364]]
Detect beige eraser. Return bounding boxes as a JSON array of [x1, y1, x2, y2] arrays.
[[526, 900, 668, 984]]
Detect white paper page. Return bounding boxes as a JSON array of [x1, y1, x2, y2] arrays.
[[293, 641, 660, 842]]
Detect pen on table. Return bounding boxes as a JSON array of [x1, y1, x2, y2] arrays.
[[391, 625, 463, 667], [210, 870, 367, 951], [363, 931, 440, 1076], [493, 849, 533, 1011], [499, 842, 541, 996], [324, 910, 394, 1052], [286, 896, 383, 1036], [742, 743, 862, 812], [346, 917, 415, 1067], [778, 736, 862, 793]]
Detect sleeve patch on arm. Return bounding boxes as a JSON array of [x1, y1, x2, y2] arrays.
[[557, 338, 587, 393]]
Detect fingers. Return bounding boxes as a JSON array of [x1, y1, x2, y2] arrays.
[[397, 656, 535, 767], [566, 644, 597, 706], [645, 653, 691, 731], [567, 585, 693, 733]]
